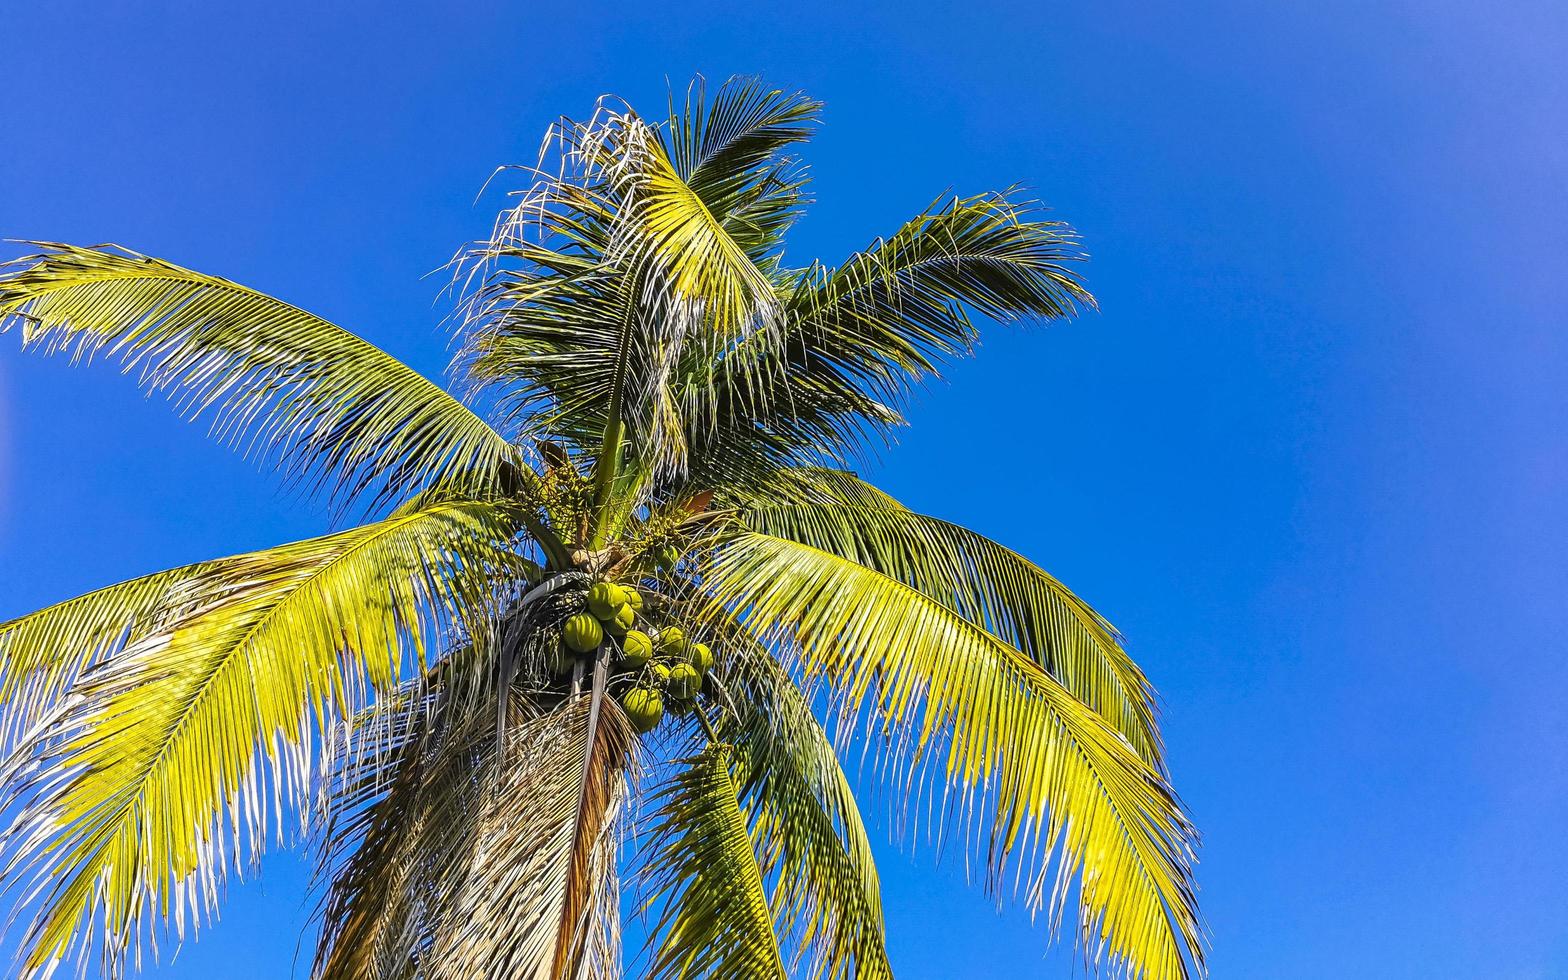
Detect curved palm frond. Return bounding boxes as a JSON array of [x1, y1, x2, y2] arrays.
[[0, 500, 523, 978], [734, 487, 1161, 763], [715, 634, 892, 980], [784, 190, 1094, 410], [460, 80, 817, 494], [667, 76, 820, 265], [678, 191, 1095, 492], [461, 244, 647, 456], [620, 121, 781, 341], [701, 530, 1202, 980], [0, 244, 525, 511], [642, 744, 787, 980], [0, 561, 216, 748]]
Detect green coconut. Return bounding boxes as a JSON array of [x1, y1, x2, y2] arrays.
[[657, 625, 688, 655], [654, 544, 681, 571], [602, 603, 635, 637], [587, 582, 628, 620], [621, 687, 664, 734], [623, 587, 644, 613], [651, 662, 672, 686], [562, 613, 603, 653], [688, 641, 714, 673], [620, 630, 653, 667], [666, 663, 700, 699]]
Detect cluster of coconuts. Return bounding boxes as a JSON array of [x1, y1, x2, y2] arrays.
[[557, 581, 714, 734]]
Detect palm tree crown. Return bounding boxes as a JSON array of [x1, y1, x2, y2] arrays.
[[0, 77, 1201, 980]]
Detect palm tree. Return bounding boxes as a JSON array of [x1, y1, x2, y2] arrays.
[[0, 78, 1201, 980]]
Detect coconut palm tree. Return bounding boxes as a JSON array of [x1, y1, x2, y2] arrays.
[[0, 78, 1201, 980]]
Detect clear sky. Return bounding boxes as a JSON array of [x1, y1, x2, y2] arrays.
[[1, 2, 1564, 977]]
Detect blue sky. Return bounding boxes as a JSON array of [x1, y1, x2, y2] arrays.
[[1, 2, 1563, 977]]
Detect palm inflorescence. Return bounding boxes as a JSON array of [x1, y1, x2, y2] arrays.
[[0, 78, 1201, 980]]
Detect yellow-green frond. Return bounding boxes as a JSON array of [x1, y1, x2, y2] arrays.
[[458, 86, 803, 487], [667, 76, 819, 259], [716, 634, 892, 980], [0, 500, 522, 978], [0, 560, 215, 747], [0, 244, 523, 510], [701, 530, 1202, 980], [735, 486, 1161, 764], [630, 129, 781, 339], [643, 744, 787, 980]]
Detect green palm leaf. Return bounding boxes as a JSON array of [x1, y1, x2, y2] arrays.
[[0, 244, 523, 510], [669, 75, 817, 184], [460, 87, 814, 494], [701, 530, 1202, 980], [643, 744, 787, 980], [627, 127, 781, 340], [785, 191, 1094, 410], [0, 500, 521, 977], [717, 637, 893, 980], [679, 192, 1094, 491], [0, 561, 216, 746], [667, 76, 820, 264], [734, 488, 1161, 763]]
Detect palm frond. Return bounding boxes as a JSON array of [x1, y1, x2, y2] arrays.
[[642, 744, 787, 980], [667, 76, 819, 264], [0, 244, 524, 511], [624, 124, 781, 341], [715, 632, 892, 980], [459, 81, 816, 491], [701, 530, 1202, 980], [672, 192, 1094, 492], [784, 190, 1092, 414], [460, 246, 648, 454], [734, 482, 1161, 763], [0, 562, 215, 749], [0, 500, 522, 978]]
